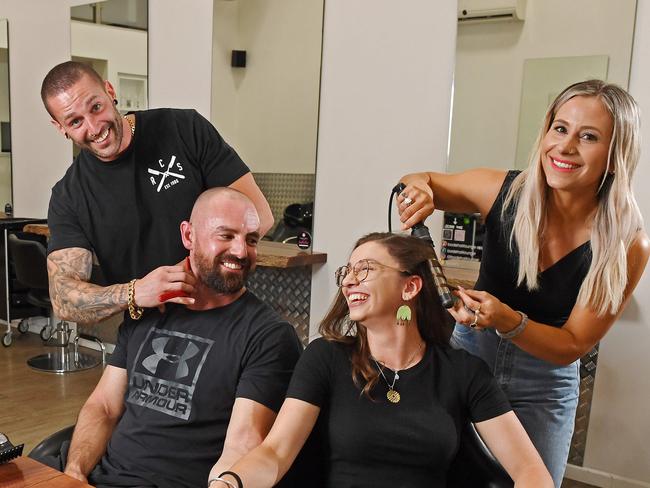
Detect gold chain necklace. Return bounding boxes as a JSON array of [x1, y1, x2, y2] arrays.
[[124, 115, 135, 136], [371, 342, 423, 404]]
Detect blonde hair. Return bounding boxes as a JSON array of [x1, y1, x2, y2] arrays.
[[502, 80, 643, 316]]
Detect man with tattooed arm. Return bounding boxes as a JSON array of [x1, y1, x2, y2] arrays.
[[41, 61, 273, 325]]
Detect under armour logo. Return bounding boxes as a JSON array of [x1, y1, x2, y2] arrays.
[[142, 337, 199, 379], [148, 155, 185, 192]]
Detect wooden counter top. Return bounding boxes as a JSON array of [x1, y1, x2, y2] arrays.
[[22, 224, 327, 269], [0, 456, 93, 487], [256, 240, 327, 268]]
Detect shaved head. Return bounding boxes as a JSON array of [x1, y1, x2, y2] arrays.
[[190, 187, 258, 226], [182, 187, 260, 296]]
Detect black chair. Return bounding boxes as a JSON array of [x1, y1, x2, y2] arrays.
[[31, 423, 513, 487], [447, 423, 513, 487], [28, 425, 74, 460], [8, 233, 104, 373]]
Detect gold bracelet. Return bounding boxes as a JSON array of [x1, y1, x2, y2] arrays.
[[127, 279, 144, 320]]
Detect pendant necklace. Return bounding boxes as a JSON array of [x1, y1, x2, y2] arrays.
[[371, 342, 423, 404]]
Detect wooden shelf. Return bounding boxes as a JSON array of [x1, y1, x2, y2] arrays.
[[22, 224, 327, 269], [256, 240, 326, 268]]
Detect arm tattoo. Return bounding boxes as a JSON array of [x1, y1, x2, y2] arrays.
[[47, 248, 128, 324]]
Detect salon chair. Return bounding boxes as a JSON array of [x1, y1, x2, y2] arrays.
[[28, 425, 74, 461], [8, 233, 105, 373], [29, 423, 512, 486], [447, 423, 513, 487]]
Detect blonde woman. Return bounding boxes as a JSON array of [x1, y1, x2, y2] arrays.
[[397, 79, 650, 486]]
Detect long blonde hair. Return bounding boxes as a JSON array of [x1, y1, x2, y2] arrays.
[[502, 80, 643, 316]]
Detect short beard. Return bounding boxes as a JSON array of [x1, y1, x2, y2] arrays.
[[195, 253, 251, 294]]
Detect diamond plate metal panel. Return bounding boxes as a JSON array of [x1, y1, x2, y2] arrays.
[[247, 266, 311, 346], [253, 173, 316, 234]]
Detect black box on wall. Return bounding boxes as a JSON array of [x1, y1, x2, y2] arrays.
[[231, 50, 247, 68]]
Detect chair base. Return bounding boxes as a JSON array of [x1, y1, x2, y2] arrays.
[[27, 350, 101, 374]]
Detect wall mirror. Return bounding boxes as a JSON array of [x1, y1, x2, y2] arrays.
[[0, 19, 12, 212], [70, 0, 148, 158], [211, 0, 324, 246], [448, 0, 637, 174]]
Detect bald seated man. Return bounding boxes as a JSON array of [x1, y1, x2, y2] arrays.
[[41, 61, 274, 325], [36, 188, 302, 488]]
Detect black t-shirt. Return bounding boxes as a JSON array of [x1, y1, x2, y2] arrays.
[[47, 108, 249, 284], [286, 338, 511, 488], [476, 170, 592, 327], [89, 292, 302, 488]]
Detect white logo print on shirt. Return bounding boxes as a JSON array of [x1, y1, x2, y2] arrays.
[[148, 155, 185, 192], [129, 326, 214, 420]]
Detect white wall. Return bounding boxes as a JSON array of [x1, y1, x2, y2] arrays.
[[450, 0, 636, 173], [148, 0, 213, 119], [212, 1, 239, 150], [309, 0, 456, 336], [579, 0, 650, 484], [212, 0, 323, 174]]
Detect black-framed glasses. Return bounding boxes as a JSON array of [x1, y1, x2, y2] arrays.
[[334, 259, 408, 287]]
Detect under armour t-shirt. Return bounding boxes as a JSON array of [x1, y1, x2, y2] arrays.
[[90, 294, 302, 488]]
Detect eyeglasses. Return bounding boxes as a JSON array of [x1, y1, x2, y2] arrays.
[[334, 259, 408, 287]]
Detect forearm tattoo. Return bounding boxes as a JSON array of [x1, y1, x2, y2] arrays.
[[47, 248, 128, 324]]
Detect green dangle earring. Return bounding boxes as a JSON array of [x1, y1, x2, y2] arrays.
[[396, 304, 412, 326]]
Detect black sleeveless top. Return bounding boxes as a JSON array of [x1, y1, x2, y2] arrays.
[[475, 171, 592, 328]]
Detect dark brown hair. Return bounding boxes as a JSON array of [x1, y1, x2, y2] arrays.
[[41, 61, 105, 116], [319, 232, 452, 398]]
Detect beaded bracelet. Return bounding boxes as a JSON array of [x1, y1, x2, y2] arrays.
[[495, 310, 528, 339], [127, 279, 144, 320]]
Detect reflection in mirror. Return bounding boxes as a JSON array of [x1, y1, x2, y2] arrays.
[[70, 0, 148, 158], [211, 0, 324, 246], [448, 0, 637, 173], [0, 19, 12, 212]]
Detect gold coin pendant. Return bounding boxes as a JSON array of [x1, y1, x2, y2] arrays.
[[386, 389, 400, 403]]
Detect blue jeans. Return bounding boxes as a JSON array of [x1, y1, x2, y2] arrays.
[[451, 324, 579, 488]]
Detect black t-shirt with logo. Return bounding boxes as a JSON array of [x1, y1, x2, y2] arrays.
[[47, 108, 249, 284], [286, 338, 511, 488], [90, 294, 302, 488]]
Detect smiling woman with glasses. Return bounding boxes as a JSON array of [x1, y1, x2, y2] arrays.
[[209, 232, 553, 488]]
